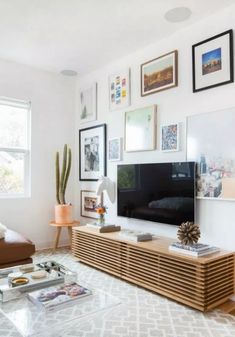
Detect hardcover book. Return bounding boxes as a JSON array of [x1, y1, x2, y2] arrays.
[[27, 282, 92, 309]]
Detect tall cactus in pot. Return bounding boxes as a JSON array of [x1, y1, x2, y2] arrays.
[[56, 144, 72, 204], [55, 144, 73, 224]]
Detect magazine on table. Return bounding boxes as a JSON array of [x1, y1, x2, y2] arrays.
[[27, 282, 92, 309]]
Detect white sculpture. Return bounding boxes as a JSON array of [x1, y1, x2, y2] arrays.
[[96, 176, 115, 203]]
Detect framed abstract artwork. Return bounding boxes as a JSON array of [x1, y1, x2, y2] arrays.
[[125, 105, 157, 152], [187, 108, 235, 200], [192, 30, 234, 92], [161, 123, 179, 152], [79, 83, 97, 123], [79, 124, 106, 181], [109, 69, 130, 111], [108, 138, 122, 161], [141, 50, 178, 96], [81, 190, 103, 219]]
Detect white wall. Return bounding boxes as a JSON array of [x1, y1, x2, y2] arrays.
[[0, 59, 75, 249], [76, 4, 235, 251]]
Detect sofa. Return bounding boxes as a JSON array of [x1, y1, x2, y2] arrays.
[[0, 229, 35, 268]]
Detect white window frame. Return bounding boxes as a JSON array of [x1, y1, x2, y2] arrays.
[[0, 97, 31, 198]]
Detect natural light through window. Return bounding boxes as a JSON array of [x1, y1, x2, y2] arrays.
[[0, 98, 31, 197]]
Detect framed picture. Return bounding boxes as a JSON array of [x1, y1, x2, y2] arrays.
[[79, 83, 97, 123], [108, 138, 122, 161], [109, 69, 130, 111], [192, 30, 234, 92], [161, 123, 179, 152], [125, 105, 156, 152], [81, 190, 103, 219], [187, 107, 235, 200], [79, 124, 106, 181], [141, 50, 178, 96]]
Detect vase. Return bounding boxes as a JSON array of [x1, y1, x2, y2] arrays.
[[55, 204, 73, 224], [98, 214, 105, 226]]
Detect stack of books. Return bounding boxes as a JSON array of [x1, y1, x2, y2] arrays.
[[169, 242, 220, 257], [118, 230, 153, 242], [86, 223, 121, 233]]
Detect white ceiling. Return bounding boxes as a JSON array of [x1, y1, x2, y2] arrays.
[[0, 0, 234, 75]]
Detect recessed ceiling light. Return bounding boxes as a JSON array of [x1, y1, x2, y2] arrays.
[[164, 7, 192, 23], [60, 69, 78, 76]]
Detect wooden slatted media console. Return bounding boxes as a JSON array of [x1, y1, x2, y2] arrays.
[[72, 226, 234, 312]]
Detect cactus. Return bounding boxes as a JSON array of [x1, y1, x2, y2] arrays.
[[55, 144, 72, 204]]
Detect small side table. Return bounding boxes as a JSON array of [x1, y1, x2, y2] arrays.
[[50, 221, 80, 251]]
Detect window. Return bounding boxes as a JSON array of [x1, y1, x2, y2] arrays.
[[0, 98, 31, 197]]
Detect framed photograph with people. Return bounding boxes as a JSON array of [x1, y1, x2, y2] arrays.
[[79, 124, 107, 181]]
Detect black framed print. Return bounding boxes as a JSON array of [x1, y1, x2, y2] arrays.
[[79, 124, 107, 181], [192, 29, 234, 92]]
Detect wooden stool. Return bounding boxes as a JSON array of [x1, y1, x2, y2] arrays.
[[50, 221, 80, 251]]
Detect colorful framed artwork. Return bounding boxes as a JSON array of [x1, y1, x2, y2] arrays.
[[108, 138, 122, 161], [187, 107, 235, 200], [109, 69, 130, 111], [192, 30, 234, 92], [125, 105, 157, 152], [79, 124, 106, 181], [161, 123, 179, 152], [81, 190, 103, 219], [141, 50, 178, 96], [79, 82, 97, 123]]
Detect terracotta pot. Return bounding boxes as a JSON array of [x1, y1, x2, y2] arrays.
[[55, 204, 73, 224]]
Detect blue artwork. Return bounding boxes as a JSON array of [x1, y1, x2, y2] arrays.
[[161, 124, 178, 151], [202, 48, 222, 75]]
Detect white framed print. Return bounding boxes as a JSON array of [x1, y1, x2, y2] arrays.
[[109, 69, 130, 111], [161, 123, 179, 152], [125, 105, 156, 152], [108, 138, 122, 161], [79, 82, 97, 123], [81, 190, 103, 219]]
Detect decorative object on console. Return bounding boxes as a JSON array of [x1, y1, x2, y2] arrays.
[[161, 123, 179, 152], [108, 137, 122, 161], [141, 50, 178, 96], [55, 144, 73, 224], [109, 68, 130, 111], [79, 124, 106, 181], [187, 108, 235, 199], [86, 223, 121, 233], [95, 204, 107, 226], [81, 190, 103, 219], [125, 105, 156, 152], [79, 82, 97, 123], [192, 30, 233, 92], [177, 222, 200, 245], [96, 176, 115, 203]]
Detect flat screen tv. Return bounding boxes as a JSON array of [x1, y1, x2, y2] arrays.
[[117, 162, 195, 226]]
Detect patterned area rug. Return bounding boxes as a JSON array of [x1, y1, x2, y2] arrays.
[[0, 248, 235, 337]]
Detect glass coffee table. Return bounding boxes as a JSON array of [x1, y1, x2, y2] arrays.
[[0, 261, 121, 337]]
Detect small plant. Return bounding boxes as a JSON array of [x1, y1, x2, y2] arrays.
[[95, 204, 107, 225], [56, 144, 72, 205]]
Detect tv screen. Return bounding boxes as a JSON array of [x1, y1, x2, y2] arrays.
[[117, 162, 195, 226]]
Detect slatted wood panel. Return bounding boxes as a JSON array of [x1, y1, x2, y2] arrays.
[[72, 230, 122, 277], [72, 227, 234, 311]]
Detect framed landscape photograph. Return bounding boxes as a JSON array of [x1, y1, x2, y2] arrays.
[[81, 190, 103, 219], [109, 68, 130, 111], [79, 82, 97, 123], [125, 105, 156, 152], [141, 50, 178, 96], [161, 123, 179, 152], [187, 108, 235, 200], [79, 124, 106, 181], [192, 30, 234, 92], [108, 138, 122, 161]]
